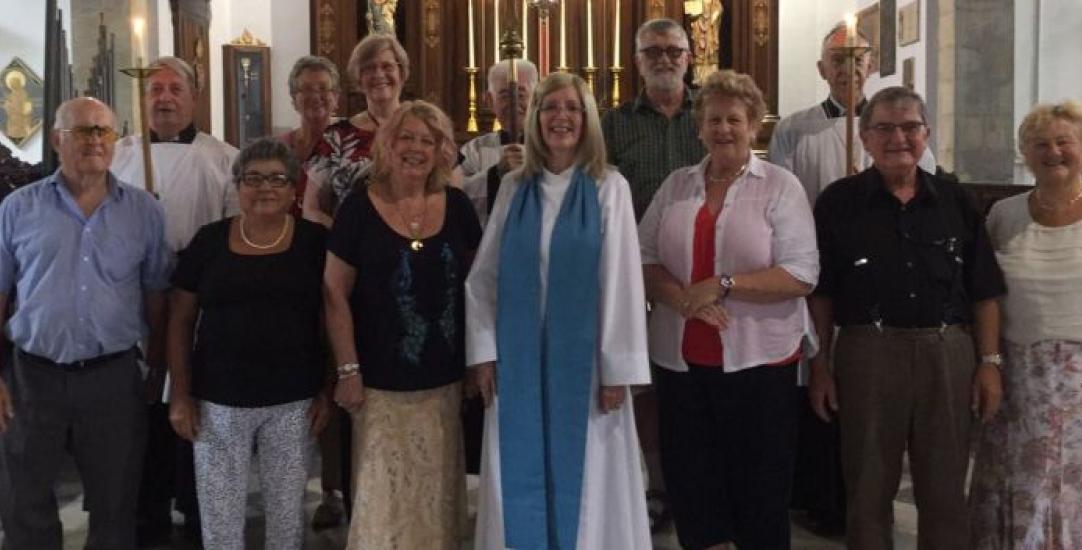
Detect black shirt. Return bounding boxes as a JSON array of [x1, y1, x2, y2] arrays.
[[327, 187, 482, 391], [172, 218, 328, 407], [813, 167, 1006, 327]]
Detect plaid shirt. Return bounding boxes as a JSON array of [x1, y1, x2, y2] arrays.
[[602, 88, 706, 220]]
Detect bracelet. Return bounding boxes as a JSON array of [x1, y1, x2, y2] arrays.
[[336, 363, 360, 379], [979, 353, 1003, 368]]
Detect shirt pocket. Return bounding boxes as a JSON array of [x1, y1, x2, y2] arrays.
[[99, 231, 145, 284]]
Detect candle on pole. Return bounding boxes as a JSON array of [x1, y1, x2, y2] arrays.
[[494, 0, 500, 62], [559, 0, 567, 69], [586, 0, 594, 67], [522, 0, 528, 60], [468, 0, 476, 68], [132, 16, 146, 62], [613, 2, 621, 68], [844, 13, 857, 47], [121, 16, 159, 196], [843, 13, 858, 175]]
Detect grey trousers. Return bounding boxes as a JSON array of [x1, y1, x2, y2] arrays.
[[0, 349, 147, 550], [193, 399, 311, 550], [834, 325, 975, 550]]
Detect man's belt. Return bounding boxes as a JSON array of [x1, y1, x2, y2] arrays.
[[18, 346, 137, 371]]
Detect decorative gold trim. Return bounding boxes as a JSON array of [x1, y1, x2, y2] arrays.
[[424, 0, 441, 48], [318, 1, 337, 57], [230, 28, 267, 46], [649, 0, 666, 19], [753, 0, 770, 47]]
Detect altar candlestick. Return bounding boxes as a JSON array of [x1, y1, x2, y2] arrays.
[[494, 0, 500, 61], [613, 1, 621, 68], [522, 0, 528, 60], [845, 13, 857, 47], [559, 1, 567, 68], [131, 16, 146, 60]]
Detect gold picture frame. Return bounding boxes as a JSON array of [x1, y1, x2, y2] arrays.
[[0, 58, 45, 148], [898, 2, 921, 47]]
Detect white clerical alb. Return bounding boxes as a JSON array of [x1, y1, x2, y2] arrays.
[[111, 132, 239, 252]]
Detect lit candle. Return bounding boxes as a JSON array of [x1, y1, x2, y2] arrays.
[[844, 13, 857, 47], [131, 16, 146, 61], [468, 0, 476, 67], [494, 0, 500, 61], [613, 1, 620, 68], [522, 0, 528, 60], [586, 0, 594, 67], [560, 0, 567, 67]]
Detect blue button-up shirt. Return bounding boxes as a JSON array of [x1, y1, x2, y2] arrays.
[[0, 170, 171, 363]]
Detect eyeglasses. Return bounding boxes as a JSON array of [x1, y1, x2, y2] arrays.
[[57, 125, 118, 143], [869, 122, 927, 137], [296, 86, 336, 96], [638, 46, 687, 61], [359, 62, 399, 76], [238, 172, 292, 188]]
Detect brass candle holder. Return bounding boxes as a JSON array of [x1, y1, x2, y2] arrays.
[[119, 60, 161, 196], [465, 66, 480, 133], [583, 66, 598, 96], [609, 66, 623, 107]]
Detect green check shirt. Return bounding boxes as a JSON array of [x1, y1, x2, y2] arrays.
[[602, 88, 706, 220]]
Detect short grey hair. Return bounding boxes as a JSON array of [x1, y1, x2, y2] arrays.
[[54, 96, 115, 129], [487, 59, 539, 91], [148, 56, 199, 94], [231, 138, 301, 186], [288, 55, 340, 95], [859, 86, 928, 132], [635, 18, 689, 51]]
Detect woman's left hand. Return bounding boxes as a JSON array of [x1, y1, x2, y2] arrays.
[[307, 391, 333, 435], [599, 386, 627, 413], [683, 278, 722, 316]]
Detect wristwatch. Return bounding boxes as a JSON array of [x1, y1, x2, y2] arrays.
[[718, 274, 735, 299], [980, 353, 1003, 368], [336, 362, 361, 379]]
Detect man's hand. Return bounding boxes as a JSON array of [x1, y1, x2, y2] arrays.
[[308, 391, 333, 435], [808, 358, 838, 422], [169, 394, 200, 441], [971, 363, 1003, 422], [599, 386, 626, 413], [0, 378, 13, 434], [334, 374, 366, 413], [471, 362, 497, 407], [497, 144, 525, 175]]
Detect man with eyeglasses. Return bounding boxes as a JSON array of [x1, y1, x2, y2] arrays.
[[602, 18, 705, 220], [769, 24, 935, 206], [109, 55, 238, 545], [0, 97, 171, 549], [808, 87, 1004, 549], [600, 18, 705, 535], [456, 58, 538, 227]]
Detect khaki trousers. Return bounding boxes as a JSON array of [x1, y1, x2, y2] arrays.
[[834, 325, 975, 550]]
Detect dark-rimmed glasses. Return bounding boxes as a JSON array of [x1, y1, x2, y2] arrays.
[[238, 172, 292, 188], [638, 46, 687, 61], [869, 122, 927, 137]]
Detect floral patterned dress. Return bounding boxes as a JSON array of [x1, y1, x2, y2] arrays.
[[307, 119, 377, 216]]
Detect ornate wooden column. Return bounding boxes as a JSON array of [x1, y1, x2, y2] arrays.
[[170, 0, 212, 132], [720, 0, 779, 149]]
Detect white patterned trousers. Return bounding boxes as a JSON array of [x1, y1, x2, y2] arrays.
[[193, 399, 312, 550]]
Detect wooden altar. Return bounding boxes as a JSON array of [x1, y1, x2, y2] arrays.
[[310, 0, 779, 144]]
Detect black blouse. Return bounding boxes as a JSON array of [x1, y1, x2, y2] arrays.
[[172, 218, 327, 407], [328, 186, 482, 391]]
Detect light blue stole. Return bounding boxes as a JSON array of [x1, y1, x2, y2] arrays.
[[496, 167, 601, 550]]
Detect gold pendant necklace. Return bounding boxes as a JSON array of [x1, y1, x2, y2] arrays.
[[239, 215, 292, 250], [395, 194, 428, 252], [1035, 182, 1082, 211]]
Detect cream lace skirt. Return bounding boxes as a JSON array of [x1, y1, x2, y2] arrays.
[[346, 382, 467, 550]]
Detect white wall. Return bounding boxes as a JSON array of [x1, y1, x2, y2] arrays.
[[269, 0, 310, 134], [778, 0, 929, 120]]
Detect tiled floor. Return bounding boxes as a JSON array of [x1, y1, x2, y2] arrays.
[[0, 455, 919, 549]]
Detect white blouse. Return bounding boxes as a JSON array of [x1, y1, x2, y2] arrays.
[[638, 154, 820, 373]]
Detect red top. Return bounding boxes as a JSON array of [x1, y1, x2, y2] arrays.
[[682, 203, 724, 366]]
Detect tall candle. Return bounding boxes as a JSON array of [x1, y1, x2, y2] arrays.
[[131, 16, 146, 61], [494, 0, 500, 61], [522, 0, 528, 60], [559, 0, 567, 67], [613, 1, 620, 68], [468, 0, 476, 67], [844, 13, 857, 47], [586, 0, 594, 67]]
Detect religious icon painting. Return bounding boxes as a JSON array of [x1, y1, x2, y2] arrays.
[[0, 58, 45, 148]]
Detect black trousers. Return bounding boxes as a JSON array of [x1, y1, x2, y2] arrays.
[[0, 349, 147, 550], [656, 362, 798, 550]]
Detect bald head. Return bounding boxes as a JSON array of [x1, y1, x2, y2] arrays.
[[54, 97, 116, 130]]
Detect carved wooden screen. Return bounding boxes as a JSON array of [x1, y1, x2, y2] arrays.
[[170, 0, 212, 133]]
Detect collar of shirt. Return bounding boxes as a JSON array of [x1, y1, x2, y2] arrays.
[[150, 124, 198, 144], [632, 86, 695, 116], [49, 169, 125, 210], [860, 166, 939, 209], [687, 152, 768, 198], [822, 96, 868, 118]]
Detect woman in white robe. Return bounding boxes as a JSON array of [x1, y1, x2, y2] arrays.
[[465, 72, 652, 550]]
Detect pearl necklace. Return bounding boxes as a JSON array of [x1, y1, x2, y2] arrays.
[[1034, 182, 1082, 211], [239, 215, 292, 249]]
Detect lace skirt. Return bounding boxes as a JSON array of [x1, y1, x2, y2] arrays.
[[970, 340, 1082, 549], [346, 382, 467, 550]]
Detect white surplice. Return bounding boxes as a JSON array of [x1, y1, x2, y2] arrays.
[[458, 132, 503, 227], [465, 166, 652, 550], [791, 117, 939, 206], [112, 132, 240, 252]]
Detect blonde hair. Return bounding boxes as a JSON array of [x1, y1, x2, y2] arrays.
[[368, 101, 456, 194], [521, 72, 606, 180], [693, 70, 767, 131], [346, 34, 410, 93], [1018, 100, 1082, 152]]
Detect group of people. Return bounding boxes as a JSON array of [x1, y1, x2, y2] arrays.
[[0, 16, 1080, 550]]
